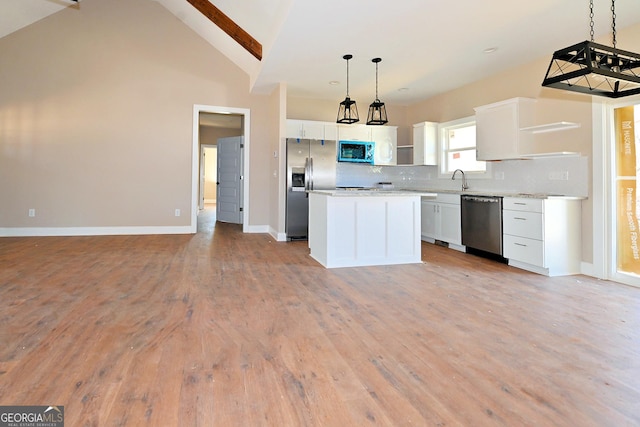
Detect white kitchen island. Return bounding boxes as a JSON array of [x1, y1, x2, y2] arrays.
[[308, 190, 436, 268]]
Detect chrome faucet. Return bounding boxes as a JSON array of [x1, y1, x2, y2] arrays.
[[451, 169, 469, 191]]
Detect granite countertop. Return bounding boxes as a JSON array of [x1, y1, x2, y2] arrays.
[[403, 189, 586, 200], [309, 189, 437, 197], [311, 188, 585, 200]]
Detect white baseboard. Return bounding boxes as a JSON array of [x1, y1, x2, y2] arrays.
[[243, 224, 270, 234], [580, 261, 597, 278], [268, 226, 287, 242], [0, 226, 194, 237]]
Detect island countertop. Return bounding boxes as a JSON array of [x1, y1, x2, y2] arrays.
[[309, 189, 437, 197]]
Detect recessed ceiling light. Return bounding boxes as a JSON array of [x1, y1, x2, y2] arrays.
[[483, 47, 498, 54], [329, 80, 340, 85], [398, 87, 409, 92]]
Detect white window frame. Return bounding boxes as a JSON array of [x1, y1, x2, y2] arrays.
[[437, 116, 491, 179]]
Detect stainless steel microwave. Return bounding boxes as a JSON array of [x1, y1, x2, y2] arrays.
[[337, 140, 375, 163]]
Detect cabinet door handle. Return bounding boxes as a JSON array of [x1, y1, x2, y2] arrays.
[[514, 217, 527, 220], [514, 202, 527, 205], [514, 243, 527, 247]]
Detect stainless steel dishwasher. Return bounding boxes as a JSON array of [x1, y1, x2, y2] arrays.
[[460, 195, 504, 259]]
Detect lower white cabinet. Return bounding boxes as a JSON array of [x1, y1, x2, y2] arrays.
[[309, 192, 422, 268], [421, 193, 463, 250], [503, 197, 581, 276]]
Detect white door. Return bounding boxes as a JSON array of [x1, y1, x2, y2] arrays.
[[216, 136, 243, 224]]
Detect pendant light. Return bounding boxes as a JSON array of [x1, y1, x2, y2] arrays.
[[542, 0, 640, 98], [366, 57, 388, 125], [336, 54, 359, 124]]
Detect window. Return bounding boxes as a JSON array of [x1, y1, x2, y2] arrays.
[[439, 117, 487, 175]]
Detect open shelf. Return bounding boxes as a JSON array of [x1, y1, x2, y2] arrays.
[[520, 122, 581, 134]]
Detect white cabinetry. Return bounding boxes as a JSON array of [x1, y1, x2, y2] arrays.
[[474, 98, 581, 160], [287, 120, 338, 140], [309, 192, 422, 268], [337, 124, 398, 165], [412, 121, 438, 165], [421, 193, 463, 250], [474, 97, 535, 161], [503, 197, 581, 276], [337, 124, 371, 141], [371, 126, 397, 165]]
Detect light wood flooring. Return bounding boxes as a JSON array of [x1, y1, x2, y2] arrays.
[[1, 208, 639, 426]]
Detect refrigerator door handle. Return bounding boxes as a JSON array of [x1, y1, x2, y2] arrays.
[[304, 158, 310, 192], [309, 158, 314, 191]]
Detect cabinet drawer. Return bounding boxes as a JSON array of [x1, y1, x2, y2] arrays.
[[503, 210, 543, 240], [503, 198, 543, 213], [504, 235, 544, 267]]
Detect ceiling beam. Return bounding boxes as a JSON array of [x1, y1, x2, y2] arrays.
[[185, 0, 262, 61]]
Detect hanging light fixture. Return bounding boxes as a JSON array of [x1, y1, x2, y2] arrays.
[[336, 54, 359, 124], [542, 0, 640, 98], [366, 57, 388, 125]]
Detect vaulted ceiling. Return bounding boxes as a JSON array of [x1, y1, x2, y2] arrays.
[[3, 0, 640, 106]]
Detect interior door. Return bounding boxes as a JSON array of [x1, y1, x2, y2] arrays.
[[216, 136, 243, 224]]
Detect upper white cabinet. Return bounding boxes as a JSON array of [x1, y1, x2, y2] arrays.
[[287, 120, 338, 140], [474, 97, 535, 161], [371, 126, 397, 165], [474, 97, 581, 160], [289, 120, 398, 165], [412, 121, 438, 165], [337, 124, 371, 141]]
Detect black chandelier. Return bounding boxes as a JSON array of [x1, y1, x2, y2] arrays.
[[336, 54, 359, 124], [366, 58, 388, 125], [542, 0, 640, 98]]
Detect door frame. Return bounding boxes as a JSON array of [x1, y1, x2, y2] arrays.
[[191, 104, 250, 233], [593, 95, 640, 287]]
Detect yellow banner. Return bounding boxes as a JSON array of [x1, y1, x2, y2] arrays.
[[615, 106, 640, 273]]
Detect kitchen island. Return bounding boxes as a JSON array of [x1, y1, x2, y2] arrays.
[[308, 189, 436, 268]]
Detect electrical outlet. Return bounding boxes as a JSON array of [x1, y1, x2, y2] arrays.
[[494, 171, 505, 180], [548, 171, 569, 180], [175, 209, 181, 217], [28, 208, 36, 217]]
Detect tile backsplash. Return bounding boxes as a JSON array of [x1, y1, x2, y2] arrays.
[[336, 155, 589, 197]]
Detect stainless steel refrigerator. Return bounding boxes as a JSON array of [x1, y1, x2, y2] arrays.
[[286, 138, 337, 240]]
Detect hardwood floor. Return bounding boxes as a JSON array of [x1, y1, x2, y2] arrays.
[[1, 208, 639, 426]]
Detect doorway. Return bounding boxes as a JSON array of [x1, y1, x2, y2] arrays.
[[191, 104, 250, 233], [200, 144, 217, 210]]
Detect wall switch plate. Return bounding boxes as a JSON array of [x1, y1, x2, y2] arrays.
[[494, 171, 505, 180], [28, 209, 36, 217], [175, 209, 181, 217]]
